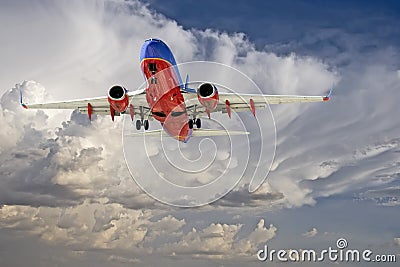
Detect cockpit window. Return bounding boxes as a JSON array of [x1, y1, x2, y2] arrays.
[[149, 63, 157, 73]]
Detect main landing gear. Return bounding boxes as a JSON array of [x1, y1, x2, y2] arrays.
[[136, 119, 149, 130], [188, 118, 201, 129], [135, 106, 149, 130], [196, 118, 201, 128]]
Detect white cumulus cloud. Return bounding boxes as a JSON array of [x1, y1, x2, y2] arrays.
[[302, 227, 318, 238]]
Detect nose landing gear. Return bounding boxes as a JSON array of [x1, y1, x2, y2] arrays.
[[136, 119, 150, 130]]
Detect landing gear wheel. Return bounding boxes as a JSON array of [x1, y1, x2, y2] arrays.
[[136, 120, 142, 130], [195, 118, 201, 128], [144, 120, 149, 130], [188, 119, 193, 129]]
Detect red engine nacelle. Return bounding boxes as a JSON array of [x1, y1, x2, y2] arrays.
[[197, 83, 219, 112], [107, 85, 129, 113]]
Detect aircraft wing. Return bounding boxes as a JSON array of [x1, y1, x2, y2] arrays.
[[217, 92, 329, 104], [20, 84, 331, 119], [20, 88, 151, 117], [182, 89, 331, 117]]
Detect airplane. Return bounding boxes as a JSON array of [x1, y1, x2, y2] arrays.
[[20, 38, 332, 143]]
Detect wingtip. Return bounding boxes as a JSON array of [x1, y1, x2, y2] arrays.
[[323, 86, 334, 101], [19, 88, 28, 109], [328, 86, 334, 97]]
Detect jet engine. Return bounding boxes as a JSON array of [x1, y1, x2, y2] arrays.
[[107, 85, 129, 113], [197, 83, 219, 111]]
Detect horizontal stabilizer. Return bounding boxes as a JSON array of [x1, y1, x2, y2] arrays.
[[191, 129, 249, 137], [125, 129, 249, 138]]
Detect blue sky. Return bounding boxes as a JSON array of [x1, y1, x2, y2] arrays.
[[145, 0, 400, 50], [0, 0, 399, 266]]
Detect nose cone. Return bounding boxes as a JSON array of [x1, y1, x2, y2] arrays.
[[163, 113, 192, 142], [166, 123, 192, 143], [140, 38, 177, 65]]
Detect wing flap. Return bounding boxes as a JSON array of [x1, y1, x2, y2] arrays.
[[24, 98, 109, 109], [183, 90, 329, 118], [218, 93, 326, 105], [79, 107, 119, 116]]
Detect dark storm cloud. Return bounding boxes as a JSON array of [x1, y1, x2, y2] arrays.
[[213, 183, 284, 208], [0, 81, 156, 209]]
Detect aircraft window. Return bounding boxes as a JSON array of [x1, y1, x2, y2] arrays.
[[152, 111, 166, 117], [171, 111, 186, 117]]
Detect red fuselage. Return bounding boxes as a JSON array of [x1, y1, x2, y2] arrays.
[[140, 39, 191, 142]]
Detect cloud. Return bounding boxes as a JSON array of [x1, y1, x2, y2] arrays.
[[159, 218, 276, 259], [0, 203, 275, 262], [265, 62, 400, 207], [151, 214, 186, 234], [213, 182, 284, 208], [357, 186, 400, 206], [237, 219, 277, 253], [0, 81, 159, 210], [0, 202, 182, 252], [107, 255, 141, 264], [309, 137, 400, 203], [302, 227, 318, 238]]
